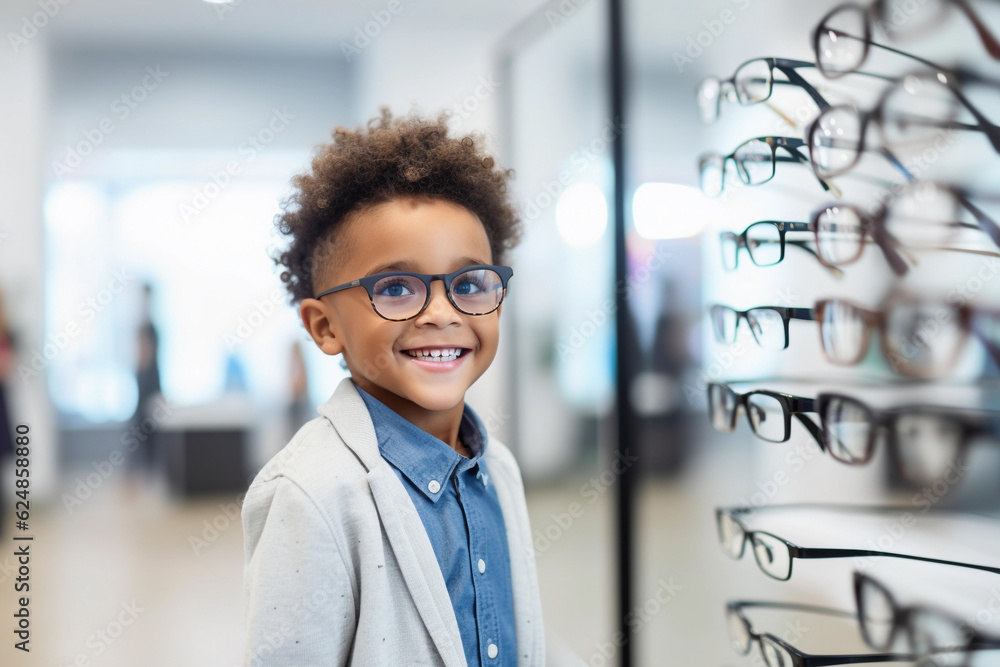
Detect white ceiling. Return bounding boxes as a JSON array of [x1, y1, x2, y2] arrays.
[[41, 0, 549, 55]]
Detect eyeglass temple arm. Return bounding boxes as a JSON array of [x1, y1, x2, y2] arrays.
[[783, 240, 844, 277], [794, 546, 1000, 576], [786, 395, 826, 450], [958, 192, 1000, 247], [867, 219, 911, 276], [876, 147, 915, 183], [775, 65, 831, 111], [730, 600, 854, 619], [313, 281, 360, 300], [775, 141, 834, 194], [726, 502, 931, 515], [800, 652, 919, 666], [867, 36, 950, 73], [952, 0, 1000, 60], [895, 93, 1000, 153]]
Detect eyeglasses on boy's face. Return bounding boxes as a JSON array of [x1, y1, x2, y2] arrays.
[[313, 264, 513, 322]]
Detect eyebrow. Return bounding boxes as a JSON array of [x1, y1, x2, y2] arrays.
[[364, 257, 488, 276]]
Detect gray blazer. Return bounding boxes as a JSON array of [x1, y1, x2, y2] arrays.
[[242, 376, 546, 666]]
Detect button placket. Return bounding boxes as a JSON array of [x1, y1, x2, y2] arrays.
[[462, 474, 501, 665]]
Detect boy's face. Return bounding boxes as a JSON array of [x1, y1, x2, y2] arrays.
[[300, 196, 502, 416]]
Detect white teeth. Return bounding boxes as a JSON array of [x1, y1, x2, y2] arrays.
[[406, 347, 463, 361]]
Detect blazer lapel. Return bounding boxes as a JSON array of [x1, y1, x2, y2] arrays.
[[318, 377, 467, 667]]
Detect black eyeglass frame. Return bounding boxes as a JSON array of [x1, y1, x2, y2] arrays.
[[707, 382, 822, 445], [313, 264, 514, 322], [726, 599, 915, 667], [699, 135, 834, 198], [720, 221, 835, 272], [716, 506, 1000, 582], [709, 304, 816, 350], [853, 571, 1000, 664], [698, 57, 823, 123]]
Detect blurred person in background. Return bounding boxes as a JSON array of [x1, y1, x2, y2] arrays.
[[126, 282, 162, 489], [0, 287, 16, 537]]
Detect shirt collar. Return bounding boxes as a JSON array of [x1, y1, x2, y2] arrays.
[[353, 380, 490, 503]]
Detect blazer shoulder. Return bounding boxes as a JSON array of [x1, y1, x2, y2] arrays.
[[246, 414, 368, 504]]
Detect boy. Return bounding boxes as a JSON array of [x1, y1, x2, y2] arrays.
[[242, 107, 545, 666]]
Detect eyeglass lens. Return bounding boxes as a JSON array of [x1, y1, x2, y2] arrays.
[[708, 385, 789, 442], [885, 183, 962, 248], [715, 511, 792, 580], [856, 575, 896, 650], [810, 76, 963, 179], [751, 532, 793, 579], [726, 608, 753, 654], [698, 59, 774, 124], [734, 139, 776, 185], [370, 268, 504, 320], [822, 394, 971, 485], [733, 59, 773, 105], [761, 634, 795, 667], [711, 306, 786, 350], [822, 395, 874, 464], [815, 205, 866, 266], [891, 413, 965, 485], [815, 5, 869, 76], [744, 222, 783, 266]]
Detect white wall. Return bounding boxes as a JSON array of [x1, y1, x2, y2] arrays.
[[0, 12, 57, 500]]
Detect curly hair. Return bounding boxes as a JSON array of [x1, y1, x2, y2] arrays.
[[271, 106, 523, 306]]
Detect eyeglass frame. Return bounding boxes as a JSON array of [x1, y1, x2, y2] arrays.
[[312, 264, 514, 322], [806, 70, 1000, 182], [812, 294, 1000, 377], [699, 56, 899, 125], [716, 505, 1000, 582], [726, 599, 915, 667], [709, 382, 1000, 484], [707, 382, 823, 445], [709, 304, 816, 350], [699, 135, 834, 198], [853, 571, 1000, 664], [817, 391, 1000, 468], [720, 188, 1000, 278], [828, 182, 1000, 257], [811, 2, 1000, 80], [720, 221, 843, 276], [698, 57, 824, 124]]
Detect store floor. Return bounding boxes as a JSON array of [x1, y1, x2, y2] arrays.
[[0, 427, 886, 667]]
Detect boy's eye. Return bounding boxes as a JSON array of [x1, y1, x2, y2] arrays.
[[374, 278, 418, 298], [453, 276, 486, 295]]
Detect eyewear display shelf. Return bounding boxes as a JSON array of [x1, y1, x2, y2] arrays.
[[697, 3, 1000, 667]]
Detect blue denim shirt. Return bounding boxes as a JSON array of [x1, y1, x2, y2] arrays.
[[355, 381, 517, 666]]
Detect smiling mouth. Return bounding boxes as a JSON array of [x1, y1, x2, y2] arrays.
[[402, 347, 470, 362]]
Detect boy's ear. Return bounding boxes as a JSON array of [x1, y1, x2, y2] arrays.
[[299, 298, 344, 356]]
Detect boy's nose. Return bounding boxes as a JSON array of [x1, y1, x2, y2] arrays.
[[419, 280, 461, 322]]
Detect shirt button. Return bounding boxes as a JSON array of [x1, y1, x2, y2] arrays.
[[478, 558, 486, 574], [427, 480, 441, 494], [487, 643, 498, 659]]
